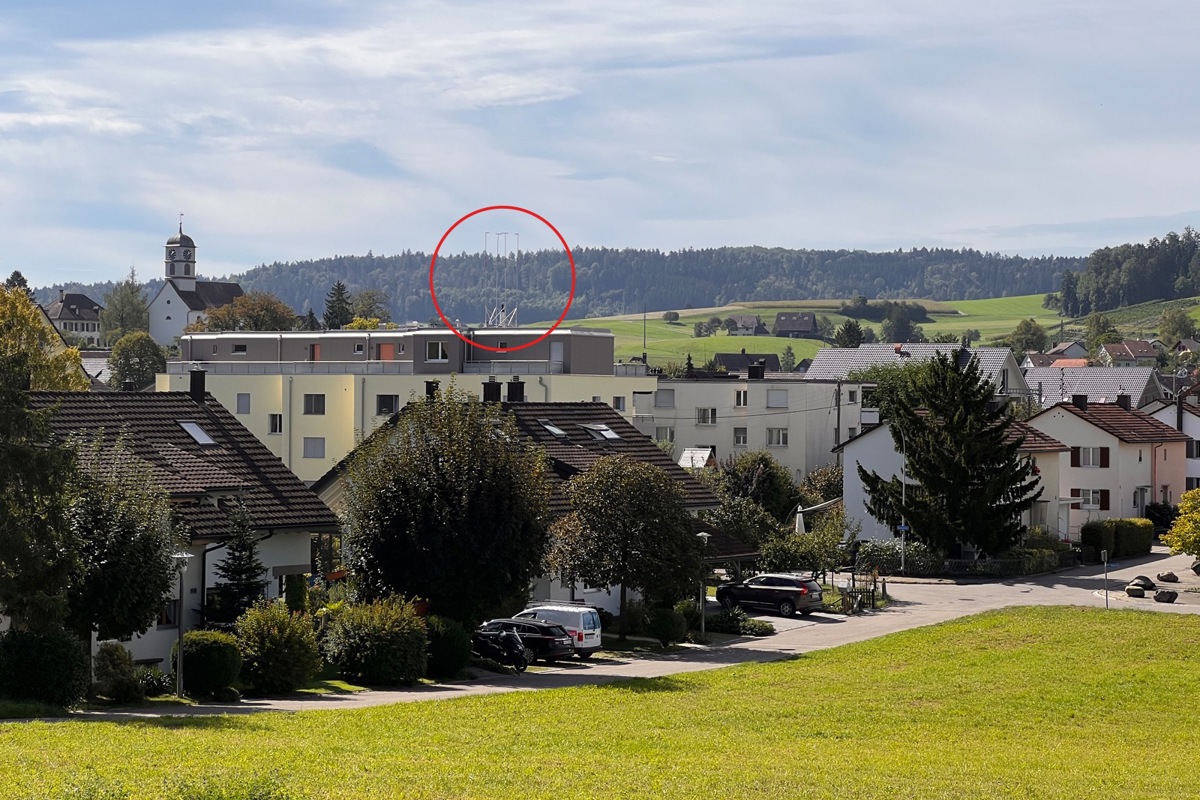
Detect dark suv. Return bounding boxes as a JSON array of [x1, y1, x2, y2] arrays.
[[715, 573, 824, 617], [477, 618, 575, 663]]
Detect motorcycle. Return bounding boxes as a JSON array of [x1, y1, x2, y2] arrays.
[[472, 625, 529, 673]]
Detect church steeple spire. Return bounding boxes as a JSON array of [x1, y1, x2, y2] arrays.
[[165, 218, 198, 291]]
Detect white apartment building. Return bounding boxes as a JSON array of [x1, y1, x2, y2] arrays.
[[632, 365, 863, 480], [157, 326, 657, 482]]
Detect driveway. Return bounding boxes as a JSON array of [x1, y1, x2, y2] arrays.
[[59, 546, 1200, 721]]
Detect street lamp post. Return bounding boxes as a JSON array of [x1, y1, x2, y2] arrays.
[[696, 531, 711, 641], [172, 551, 194, 698], [896, 425, 908, 574]]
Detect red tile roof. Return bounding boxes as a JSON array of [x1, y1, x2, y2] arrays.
[[1052, 401, 1191, 443]]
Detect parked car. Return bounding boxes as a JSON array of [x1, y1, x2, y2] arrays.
[[714, 573, 824, 617], [515, 604, 603, 659], [476, 618, 575, 663]]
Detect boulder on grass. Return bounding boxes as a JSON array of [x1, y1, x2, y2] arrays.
[[1125, 585, 1145, 598], [1154, 589, 1178, 604], [1157, 571, 1179, 583], [1128, 575, 1156, 590]]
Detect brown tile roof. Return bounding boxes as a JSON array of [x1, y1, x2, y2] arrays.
[[28, 391, 338, 540], [44, 293, 104, 321], [1005, 420, 1068, 452], [1051, 401, 1191, 443], [1025, 353, 1056, 367]]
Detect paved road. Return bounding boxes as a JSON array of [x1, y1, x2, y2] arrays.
[[60, 547, 1200, 722]]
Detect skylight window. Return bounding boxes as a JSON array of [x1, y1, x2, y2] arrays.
[[581, 423, 620, 441], [179, 421, 216, 445], [538, 419, 567, 437]]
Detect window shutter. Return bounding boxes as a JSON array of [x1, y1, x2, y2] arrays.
[[1070, 488, 1081, 510], [1099, 489, 1110, 511], [1071, 447, 1080, 468], [1099, 447, 1110, 468]]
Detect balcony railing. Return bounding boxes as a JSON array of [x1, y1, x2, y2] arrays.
[[167, 361, 415, 376], [463, 361, 564, 375]]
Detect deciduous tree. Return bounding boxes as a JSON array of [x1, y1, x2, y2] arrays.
[[1159, 307, 1197, 345], [1008, 318, 1049, 359], [858, 349, 1041, 555], [0, 285, 89, 391], [191, 291, 297, 332], [353, 288, 392, 323], [107, 331, 166, 390], [548, 455, 701, 627], [341, 385, 550, 622]]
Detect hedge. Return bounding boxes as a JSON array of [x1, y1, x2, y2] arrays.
[[1082, 518, 1154, 560]]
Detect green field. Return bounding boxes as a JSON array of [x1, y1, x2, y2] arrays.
[[3, 606, 1198, 799]]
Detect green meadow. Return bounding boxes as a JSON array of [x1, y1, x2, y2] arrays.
[[4, 606, 1198, 799]]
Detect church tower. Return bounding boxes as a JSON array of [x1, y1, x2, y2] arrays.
[[165, 222, 197, 293]]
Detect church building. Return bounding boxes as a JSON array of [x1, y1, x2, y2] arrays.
[[147, 224, 243, 346]]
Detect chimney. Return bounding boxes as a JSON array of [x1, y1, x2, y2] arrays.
[[740, 347, 746, 355], [59, 288, 64, 303], [1071, 394, 1088, 411], [507, 376, 525, 403], [748, 362, 765, 380], [189, 369, 206, 403], [122, 380, 136, 392], [1115, 394, 1131, 411], [425, 380, 440, 399], [482, 377, 502, 403]]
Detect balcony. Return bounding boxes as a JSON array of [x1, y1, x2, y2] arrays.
[[463, 360, 564, 375], [167, 361, 415, 376]]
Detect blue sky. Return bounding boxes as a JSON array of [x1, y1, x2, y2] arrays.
[[3, 0, 1198, 288]]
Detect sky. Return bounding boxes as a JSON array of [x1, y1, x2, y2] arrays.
[[3, 0, 1199, 288]]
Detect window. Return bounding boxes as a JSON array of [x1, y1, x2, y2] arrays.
[[303, 394, 325, 415], [655, 426, 675, 442], [354, 343, 364, 354], [157, 599, 178, 628], [582, 423, 620, 440], [696, 408, 717, 425], [611, 396, 626, 412], [212, 344, 218, 355], [498, 341, 508, 350], [766, 389, 788, 408], [302, 437, 326, 459], [232, 343, 247, 354], [538, 419, 567, 437], [1081, 447, 1101, 468], [848, 427, 858, 438], [1080, 488, 1101, 509], [654, 389, 675, 408], [1189, 477, 1200, 491], [767, 427, 789, 447], [376, 394, 400, 415], [236, 393, 250, 414], [178, 421, 216, 445], [848, 389, 858, 403], [735, 390, 748, 408], [592, 396, 602, 403], [268, 414, 283, 434], [426, 341, 449, 362], [734, 427, 748, 446]]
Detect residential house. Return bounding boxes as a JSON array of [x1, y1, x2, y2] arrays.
[[804, 344, 1028, 428], [156, 326, 657, 483], [1146, 400, 1200, 492], [1023, 353, 1057, 368], [632, 369, 860, 481], [771, 312, 818, 338], [1173, 338, 1200, 355], [1097, 340, 1160, 368], [1047, 341, 1088, 359], [712, 350, 781, 373], [1025, 395, 1188, 538], [1022, 366, 1168, 409], [313, 400, 720, 614], [837, 418, 1069, 542], [729, 315, 767, 336], [678, 446, 717, 469], [148, 225, 244, 346], [27, 376, 338, 666], [44, 290, 104, 346]]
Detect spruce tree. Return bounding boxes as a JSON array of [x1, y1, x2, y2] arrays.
[[212, 502, 268, 622], [858, 348, 1041, 556], [323, 281, 354, 330]]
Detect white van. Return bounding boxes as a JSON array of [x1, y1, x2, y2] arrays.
[[515, 604, 603, 658]]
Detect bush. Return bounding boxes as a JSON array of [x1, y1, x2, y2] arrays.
[[284, 575, 308, 614], [1113, 518, 1155, 558], [425, 615, 472, 679], [1023, 526, 1069, 552], [93, 642, 143, 704], [645, 607, 687, 647], [855, 539, 943, 576], [322, 597, 428, 685], [596, 607, 616, 632], [1145, 501, 1178, 531], [0, 627, 89, 708], [674, 599, 701, 631], [1080, 520, 1115, 559], [235, 601, 321, 696], [616, 600, 651, 637], [135, 665, 174, 697], [173, 630, 241, 697], [704, 607, 775, 637]]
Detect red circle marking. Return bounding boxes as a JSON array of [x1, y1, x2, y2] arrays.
[[428, 205, 576, 353]]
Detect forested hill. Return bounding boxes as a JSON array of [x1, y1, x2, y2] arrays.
[[233, 246, 1076, 323], [1057, 228, 1200, 317]]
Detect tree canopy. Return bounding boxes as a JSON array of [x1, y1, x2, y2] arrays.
[[548, 455, 701, 622], [1163, 488, 1200, 557], [323, 281, 354, 330], [0, 285, 89, 391], [341, 385, 551, 622], [190, 291, 298, 332], [99, 268, 149, 345], [107, 331, 166, 390], [858, 349, 1041, 555], [1159, 307, 1197, 345]]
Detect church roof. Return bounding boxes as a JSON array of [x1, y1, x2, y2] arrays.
[[176, 281, 244, 312], [166, 231, 196, 248]]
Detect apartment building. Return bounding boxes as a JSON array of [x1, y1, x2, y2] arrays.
[[156, 326, 657, 482]]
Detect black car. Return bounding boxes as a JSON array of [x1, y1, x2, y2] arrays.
[[476, 618, 575, 663], [714, 573, 824, 617]]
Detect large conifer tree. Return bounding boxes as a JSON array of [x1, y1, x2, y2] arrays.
[[211, 502, 268, 622], [858, 349, 1041, 555], [323, 281, 354, 330]]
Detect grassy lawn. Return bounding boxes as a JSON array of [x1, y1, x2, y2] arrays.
[[2, 606, 1198, 798]]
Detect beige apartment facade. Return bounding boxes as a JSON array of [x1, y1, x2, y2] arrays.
[[158, 327, 656, 483]]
